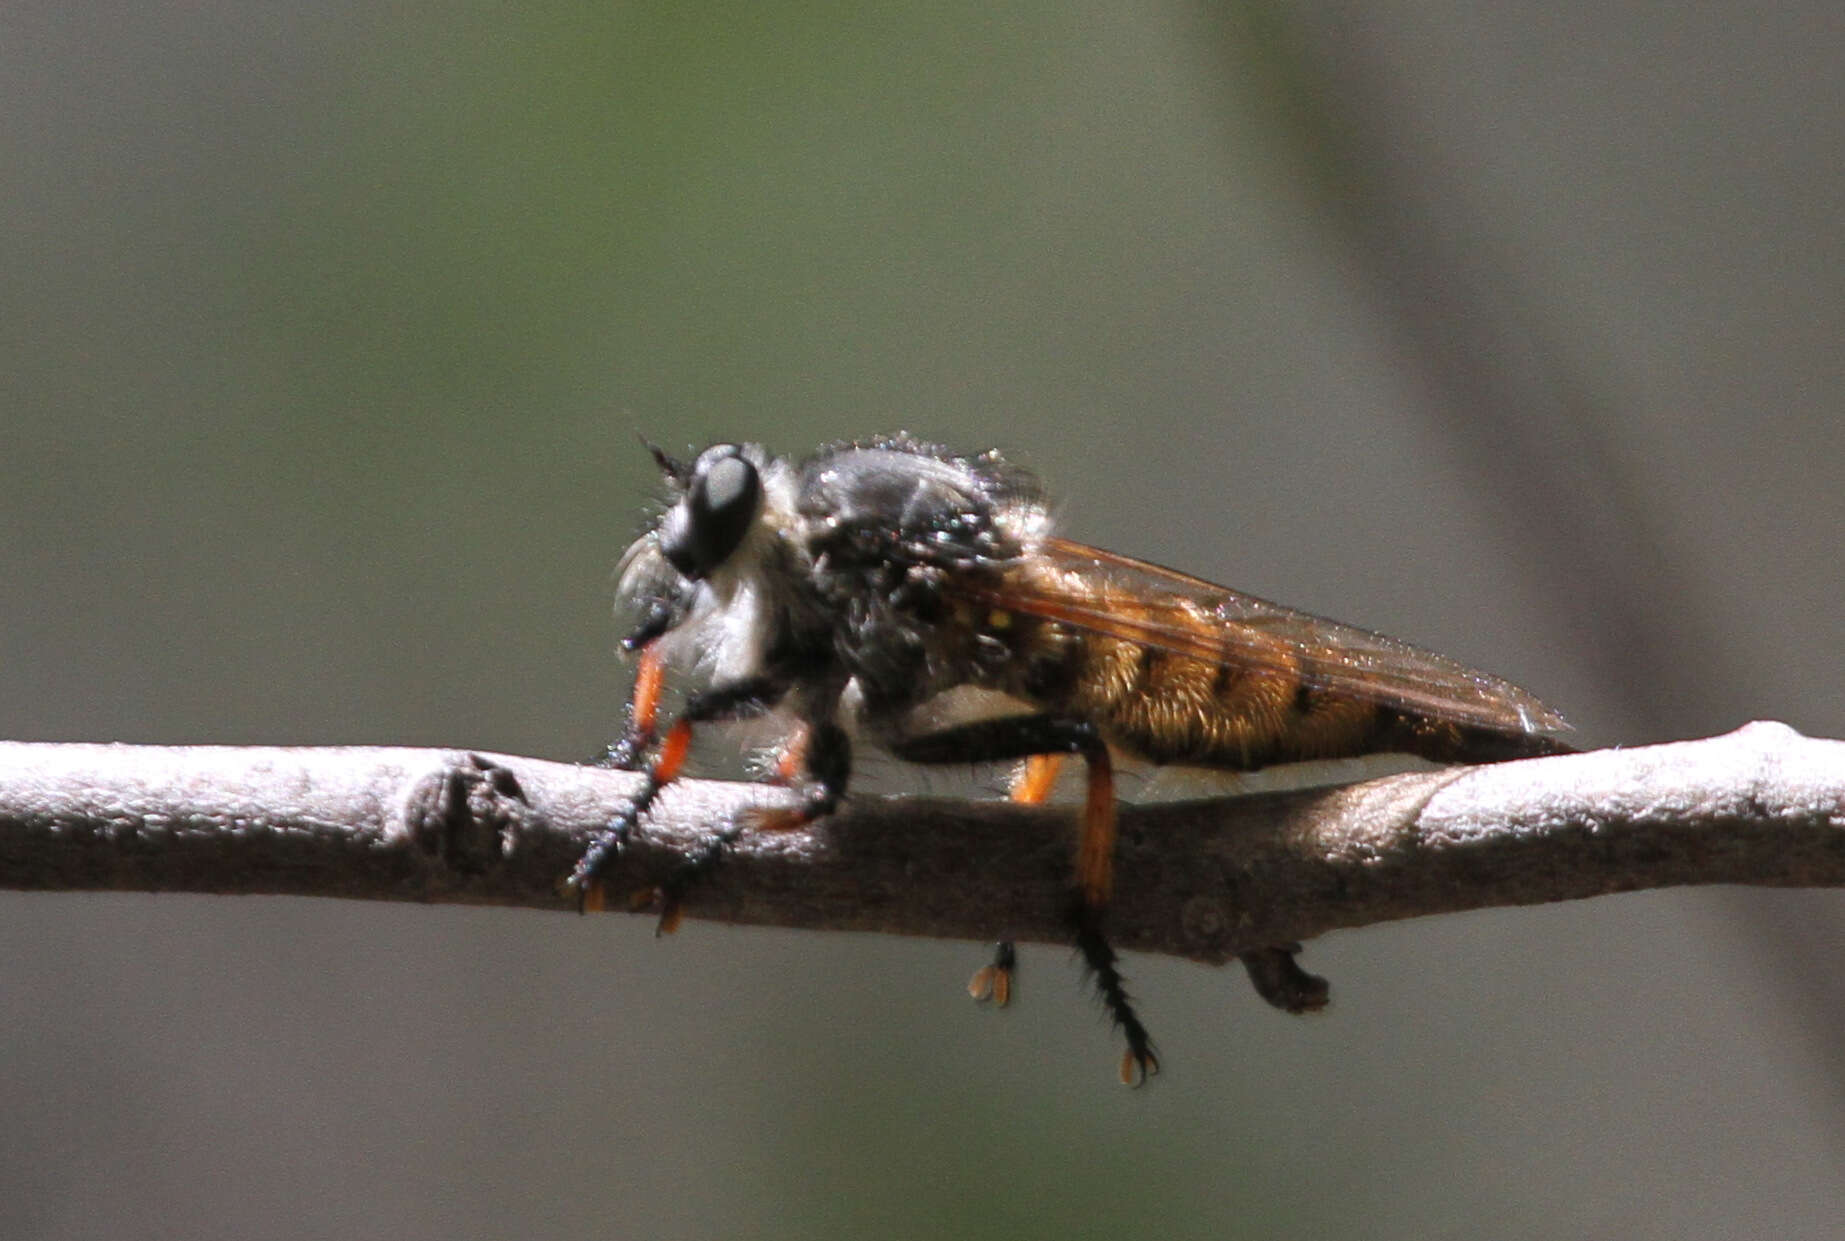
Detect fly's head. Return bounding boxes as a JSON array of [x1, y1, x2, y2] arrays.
[[614, 441, 803, 670], [654, 443, 766, 581]]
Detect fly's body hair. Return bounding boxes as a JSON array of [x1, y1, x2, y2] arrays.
[[584, 433, 1572, 1082]]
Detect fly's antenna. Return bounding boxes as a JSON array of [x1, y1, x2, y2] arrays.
[[639, 434, 690, 487]]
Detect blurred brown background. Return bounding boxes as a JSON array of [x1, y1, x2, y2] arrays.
[[3, 2, 1841, 1237]]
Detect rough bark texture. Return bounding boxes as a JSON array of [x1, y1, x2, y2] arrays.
[[1, 722, 1841, 964]]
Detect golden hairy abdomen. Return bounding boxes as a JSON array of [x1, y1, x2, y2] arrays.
[[1052, 628, 1391, 768]]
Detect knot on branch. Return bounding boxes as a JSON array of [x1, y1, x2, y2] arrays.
[[404, 753, 530, 876]]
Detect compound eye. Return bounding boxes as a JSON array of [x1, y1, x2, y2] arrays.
[[659, 446, 762, 578]]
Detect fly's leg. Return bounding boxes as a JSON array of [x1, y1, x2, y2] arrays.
[[967, 940, 1017, 1005], [888, 717, 1158, 1085], [584, 594, 689, 771], [568, 667, 791, 918], [967, 754, 1065, 1007], [570, 644, 670, 899], [648, 718, 850, 934]]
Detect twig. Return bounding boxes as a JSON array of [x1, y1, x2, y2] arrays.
[[1, 723, 1840, 965]]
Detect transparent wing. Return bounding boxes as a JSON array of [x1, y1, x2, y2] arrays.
[[957, 537, 1569, 736]]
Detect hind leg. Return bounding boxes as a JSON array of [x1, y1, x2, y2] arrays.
[[887, 715, 1158, 1085]]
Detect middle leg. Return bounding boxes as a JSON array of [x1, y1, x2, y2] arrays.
[[968, 754, 1065, 1006], [887, 714, 1158, 1084]]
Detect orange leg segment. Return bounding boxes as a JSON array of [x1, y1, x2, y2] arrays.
[[871, 714, 1159, 1082], [630, 644, 667, 740], [974, 753, 1070, 1006], [645, 718, 848, 933], [573, 666, 806, 920], [1074, 747, 1116, 909], [1009, 753, 1064, 805]]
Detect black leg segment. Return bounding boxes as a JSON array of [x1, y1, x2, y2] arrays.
[[885, 713, 1106, 766], [650, 718, 852, 929], [571, 673, 794, 908], [888, 713, 1157, 1084]]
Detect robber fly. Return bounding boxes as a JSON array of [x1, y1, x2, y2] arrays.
[[571, 434, 1572, 1084]]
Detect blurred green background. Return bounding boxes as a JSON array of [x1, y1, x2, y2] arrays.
[[4, 2, 1842, 1237]]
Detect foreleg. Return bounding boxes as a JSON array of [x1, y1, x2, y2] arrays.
[[568, 665, 793, 915]]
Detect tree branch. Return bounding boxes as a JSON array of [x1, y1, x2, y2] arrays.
[[2, 722, 1841, 966]]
